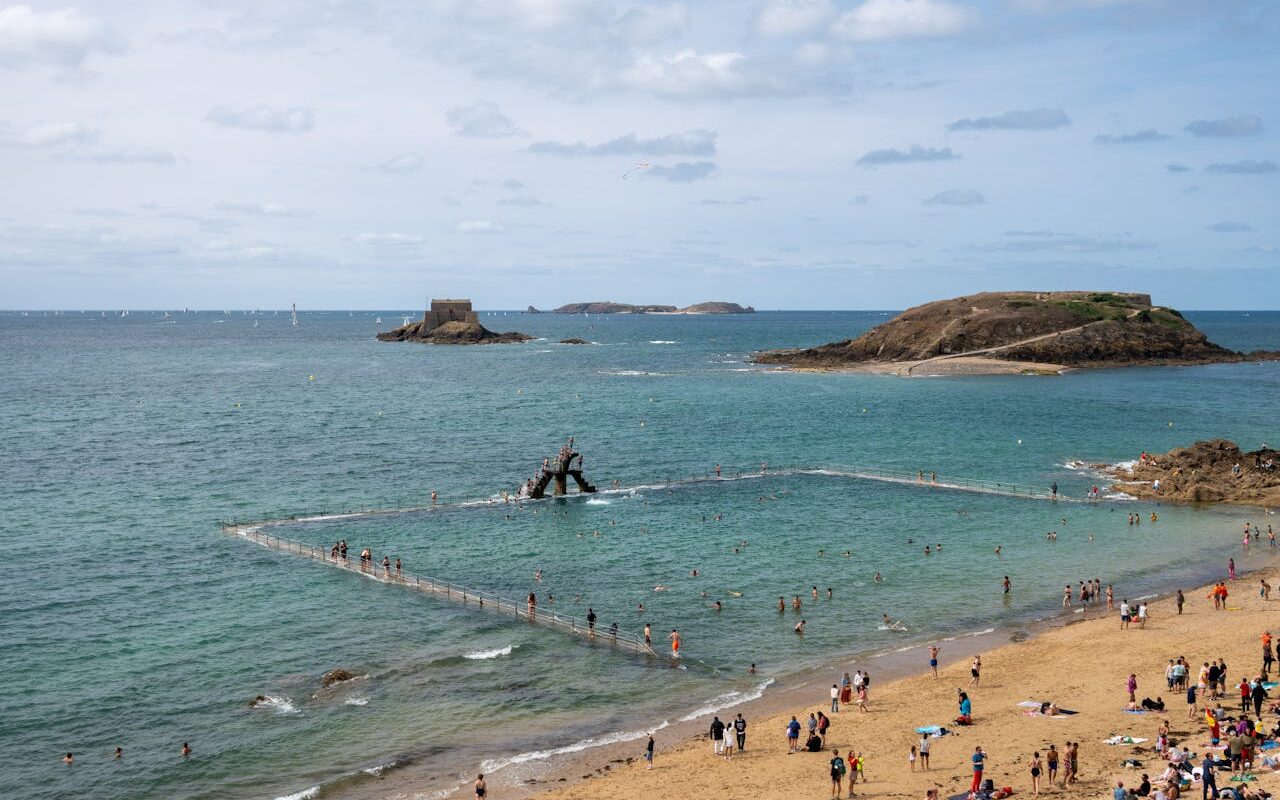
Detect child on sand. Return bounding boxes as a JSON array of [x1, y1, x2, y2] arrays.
[[909, 744, 917, 772]]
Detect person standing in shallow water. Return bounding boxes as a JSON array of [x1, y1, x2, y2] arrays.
[[474, 773, 486, 798]]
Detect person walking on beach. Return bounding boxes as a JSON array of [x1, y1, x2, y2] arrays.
[[787, 715, 801, 753], [1063, 585, 1072, 608], [710, 715, 726, 755], [918, 733, 931, 770], [474, 774, 486, 798], [831, 683, 840, 713], [829, 748, 846, 799], [1263, 632, 1274, 676], [1120, 599, 1131, 629], [969, 655, 981, 687], [1177, 589, 1185, 615], [645, 734, 654, 769], [734, 713, 747, 751], [929, 644, 940, 678], [1030, 750, 1043, 796], [1066, 742, 1079, 786], [1046, 744, 1058, 785], [1229, 558, 1237, 581]]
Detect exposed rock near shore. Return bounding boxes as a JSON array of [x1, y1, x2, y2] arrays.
[[558, 338, 590, 344], [376, 319, 532, 345], [1108, 439, 1280, 507], [321, 668, 357, 688], [755, 291, 1280, 374], [551, 301, 753, 314]]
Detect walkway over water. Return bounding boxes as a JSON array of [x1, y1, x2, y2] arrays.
[[225, 524, 662, 658]]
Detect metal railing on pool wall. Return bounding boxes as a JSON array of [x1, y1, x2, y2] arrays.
[[228, 525, 661, 658]]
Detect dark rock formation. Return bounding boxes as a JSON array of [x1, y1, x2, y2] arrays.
[[321, 669, 357, 688], [756, 291, 1280, 370], [526, 306, 541, 314], [1109, 439, 1280, 507], [377, 319, 532, 345], [559, 338, 590, 344], [553, 302, 677, 314]]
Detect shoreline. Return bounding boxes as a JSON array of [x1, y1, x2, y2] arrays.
[[520, 550, 1280, 800], [382, 504, 1267, 800]]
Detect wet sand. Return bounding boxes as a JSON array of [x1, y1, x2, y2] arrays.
[[779, 356, 1070, 376], [529, 562, 1280, 800]]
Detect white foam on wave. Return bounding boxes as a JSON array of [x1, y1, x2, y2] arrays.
[[600, 369, 668, 377], [584, 498, 610, 506], [678, 679, 775, 722], [252, 695, 301, 715], [648, 340, 678, 344], [345, 697, 369, 706], [480, 720, 672, 773], [964, 627, 997, 637], [363, 759, 398, 776], [464, 644, 517, 660], [274, 787, 320, 800]]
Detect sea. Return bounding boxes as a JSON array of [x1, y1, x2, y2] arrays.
[[3, 309, 1279, 800]]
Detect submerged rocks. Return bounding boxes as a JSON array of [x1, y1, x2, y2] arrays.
[[321, 668, 357, 688], [559, 338, 590, 345]]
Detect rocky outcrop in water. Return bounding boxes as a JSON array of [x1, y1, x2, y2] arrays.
[[1109, 439, 1280, 507], [321, 669, 358, 687], [553, 302, 677, 314], [756, 291, 1279, 371], [376, 320, 532, 345]]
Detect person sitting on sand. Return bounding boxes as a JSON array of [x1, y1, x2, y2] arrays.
[[956, 690, 973, 725], [1141, 696, 1166, 712]]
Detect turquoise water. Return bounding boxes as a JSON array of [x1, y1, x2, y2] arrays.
[[3, 310, 1279, 800]]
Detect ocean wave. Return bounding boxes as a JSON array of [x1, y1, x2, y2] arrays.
[[464, 645, 517, 660], [599, 369, 669, 377], [479, 720, 672, 774], [274, 787, 320, 800], [252, 695, 301, 715], [344, 697, 369, 706], [363, 759, 398, 777], [584, 498, 610, 505], [648, 340, 678, 344], [677, 679, 775, 722], [963, 627, 996, 637]]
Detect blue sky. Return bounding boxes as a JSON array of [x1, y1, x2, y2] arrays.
[[1, 0, 1277, 309]]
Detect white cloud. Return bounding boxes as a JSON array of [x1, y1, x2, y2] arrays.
[[217, 201, 311, 217], [757, 0, 835, 36], [857, 145, 959, 166], [641, 161, 717, 182], [924, 188, 985, 205], [1185, 115, 1263, 138], [619, 50, 751, 97], [206, 105, 316, 133], [372, 154, 423, 175], [831, 0, 976, 42], [510, 0, 594, 30], [354, 232, 425, 245], [77, 146, 176, 165], [498, 195, 549, 207], [947, 108, 1070, 132], [0, 4, 118, 68], [445, 102, 525, 139], [617, 3, 688, 43], [454, 219, 506, 234], [1, 120, 98, 148], [530, 129, 715, 157]]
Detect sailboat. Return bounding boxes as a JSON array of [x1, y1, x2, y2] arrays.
[[375, 316, 382, 324], [291, 303, 299, 327]]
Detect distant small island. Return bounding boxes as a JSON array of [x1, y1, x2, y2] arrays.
[[377, 299, 532, 345], [1106, 440, 1280, 507], [755, 291, 1279, 376], [552, 301, 754, 315]]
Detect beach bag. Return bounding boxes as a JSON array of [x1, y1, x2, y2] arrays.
[[837, 758, 847, 775]]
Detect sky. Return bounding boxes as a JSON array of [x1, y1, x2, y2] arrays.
[[1, 0, 1277, 310]]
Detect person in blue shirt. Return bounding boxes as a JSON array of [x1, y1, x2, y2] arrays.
[[957, 690, 973, 724], [1202, 754, 1217, 799], [970, 746, 986, 795], [1113, 780, 1128, 800], [787, 716, 801, 754]]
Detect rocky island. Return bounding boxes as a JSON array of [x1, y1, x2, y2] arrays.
[[756, 291, 1279, 376], [377, 299, 532, 345], [1107, 440, 1280, 507], [552, 301, 754, 314]]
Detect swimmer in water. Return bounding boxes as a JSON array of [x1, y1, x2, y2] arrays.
[[690, 569, 699, 577], [818, 549, 825, 557], [714, 600, 722, 611], [842, 550, 851, 558], [653, 585, 668, 592], [874, 572, 883, 583], [812, 585, 819, 599], [795, 619, 806, 633], [793, 595, 803, 610], [638, 603, 645, 612], [748, 663, 756, 674], [534, 569, 542, 582], [924, 546, 931, 556], [778, 596, 786, 612], [827, 587, 833, 599]]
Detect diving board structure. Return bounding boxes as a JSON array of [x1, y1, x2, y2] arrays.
[[223, 523, 659, 658]]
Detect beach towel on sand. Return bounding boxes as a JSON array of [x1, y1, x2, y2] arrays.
[[1104, 736, 1148, 745], [915, 725, 944, 735]]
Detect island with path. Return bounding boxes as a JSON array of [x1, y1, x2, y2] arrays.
[[755, 291, 1279, 376]]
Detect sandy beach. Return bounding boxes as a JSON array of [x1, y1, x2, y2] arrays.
[[532, 561, 1280, 800]]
